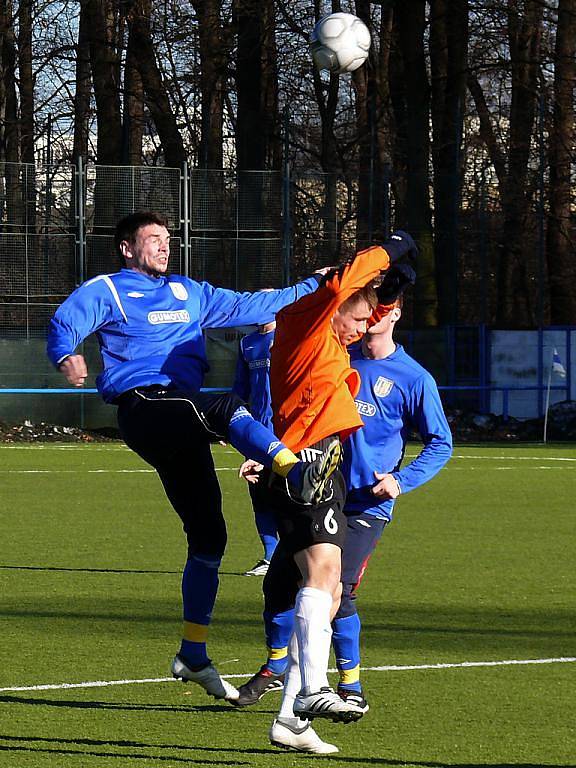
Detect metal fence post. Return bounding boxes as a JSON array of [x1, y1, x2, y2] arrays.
[[75, 155, 86, 429], [76, 156, 85, 285], [182, 161, 190, 277], [537, 326, 544, 417]]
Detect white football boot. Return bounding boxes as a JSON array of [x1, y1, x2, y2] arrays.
[[269, 718, 339, 754], [171, 655, 239, 701], [293, 686, 364, 722]]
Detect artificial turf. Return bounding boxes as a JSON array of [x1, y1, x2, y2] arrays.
[[0, 442, 574, 767]]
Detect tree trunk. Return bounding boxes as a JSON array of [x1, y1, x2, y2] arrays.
[[72, 1, 92, 163], [430, 0, 468, 325], [128, 0, 186, 168], [17, 0, 33, 165], [500, 0, 543, 327], [124, 17, 144, 166], [235, 0, 264, 171], [192, 0, 227, 170], [394, 1, 436, 326], [310, 0, 342, 259], [546, 0, 576, 325], [354, 0, 384, 247], [468, 0, 543, 327], [0, 0, 23, 226], [84, 0, 123, 166], [17, 0, 35, 228]]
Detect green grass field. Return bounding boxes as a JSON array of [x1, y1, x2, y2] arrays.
[[0, 442, 575, 767]]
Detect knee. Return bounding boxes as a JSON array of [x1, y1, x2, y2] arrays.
[[186, 519, 227, 560], [304, 559, 342, 597]]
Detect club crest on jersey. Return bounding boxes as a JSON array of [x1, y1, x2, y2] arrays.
[[169, 282, 189, 301], [374, 376, 394, 397]]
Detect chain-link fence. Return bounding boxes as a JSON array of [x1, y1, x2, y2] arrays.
[[1, 158, 556, 329], [0, 158, 564, 428]]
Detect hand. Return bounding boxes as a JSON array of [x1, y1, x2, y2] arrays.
[[239, 459, 264, 484], [371, 471, 401, 500], [381, 231, 418, 265], [58, 354, 88, 387], [376, 263, 416, 304]]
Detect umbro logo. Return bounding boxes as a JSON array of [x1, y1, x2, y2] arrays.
[[127, 291, 145, 298]]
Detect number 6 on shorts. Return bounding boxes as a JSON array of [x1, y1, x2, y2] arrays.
[[324, 507, 338, 534]]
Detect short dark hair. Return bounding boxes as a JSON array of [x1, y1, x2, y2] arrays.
[[114, 211, 169, 262]]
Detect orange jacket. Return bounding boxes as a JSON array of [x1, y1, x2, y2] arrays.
[[270, 245, 390, 452]]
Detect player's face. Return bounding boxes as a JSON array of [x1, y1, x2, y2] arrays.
[[332, 299, 373, 345], [122, 224, 170, 276]]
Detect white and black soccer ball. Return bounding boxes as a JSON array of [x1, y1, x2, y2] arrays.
[[310, 12, 371, 74]]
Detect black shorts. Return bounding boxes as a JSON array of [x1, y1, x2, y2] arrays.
[[268, 437, 347, 554]]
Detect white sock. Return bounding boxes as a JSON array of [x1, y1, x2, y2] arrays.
[[278, 633, 303, 724], [294, 586, 333, 694]]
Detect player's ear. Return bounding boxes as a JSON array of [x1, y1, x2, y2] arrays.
[[120, 240, 132, 260]]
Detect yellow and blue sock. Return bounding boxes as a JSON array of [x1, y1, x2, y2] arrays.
[[263, 607, 293, 674], [179, 554, 221, 667], [332, 613, 362, 692], [255, 510, 278, 561]]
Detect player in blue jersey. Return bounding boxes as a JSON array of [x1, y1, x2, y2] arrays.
[[46, 210, 342, 703], [235, 274, 452, 754], [232, 319, 279, 576]]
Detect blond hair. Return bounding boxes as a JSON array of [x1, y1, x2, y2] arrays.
[[339, 285, 378, 313]]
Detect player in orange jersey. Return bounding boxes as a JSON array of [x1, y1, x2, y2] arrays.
[[239, 233, 418, 749]]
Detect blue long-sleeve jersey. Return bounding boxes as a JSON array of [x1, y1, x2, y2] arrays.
[[343, 343, 452, 521], [47, 270, 320, 403], [232, 329, 275, 430]]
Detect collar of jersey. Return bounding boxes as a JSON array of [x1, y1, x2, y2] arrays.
[[119, 268, 168, 286]]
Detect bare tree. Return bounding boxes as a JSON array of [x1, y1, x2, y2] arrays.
[[0, 0, 23, 225], [124, 11, 145, 166], [72, 1, 92, 164], [392, 0, 436, 326], [17, 0, 33, 165], [354, 0, 385, 247], [192, 0, 229, 169], [127, 0, 186, 168], [546, 0, 576, 325], [430, 0, 469, 325], [468, 0, 544, 327], [234, 0, 279, 171], [84, 0, 123, 166]]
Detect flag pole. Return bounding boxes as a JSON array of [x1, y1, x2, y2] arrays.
[[543, 351, 553, 444]]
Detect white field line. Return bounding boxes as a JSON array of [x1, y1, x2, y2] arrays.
[[1, 464, 574, 475], [1, 656, 574, 694], [1, 444, 576, 461], [450, 454, 576, 461], [0, 468, 241, 474]]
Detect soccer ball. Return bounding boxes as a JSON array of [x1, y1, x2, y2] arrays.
[[310, 12, 371, 74]]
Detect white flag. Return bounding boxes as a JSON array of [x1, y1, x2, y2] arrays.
[[552, 348, 567, 378]]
